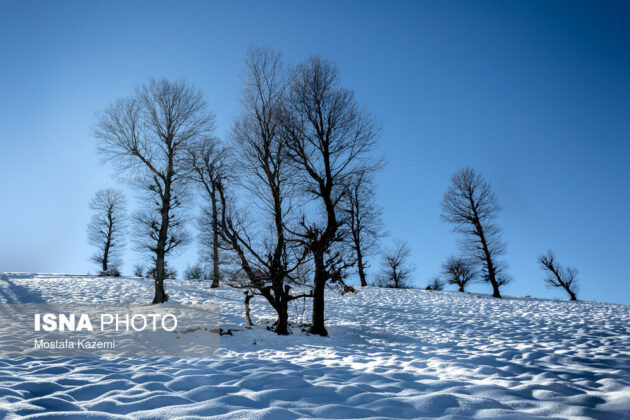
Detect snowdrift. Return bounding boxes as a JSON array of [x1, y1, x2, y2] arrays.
[[0, 273, 629, 419]]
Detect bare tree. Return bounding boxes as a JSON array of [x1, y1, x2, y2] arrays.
[[441, 168, 510, 298], [214, 48, 311, 335], [187, 140, 227, 288], [87, 189, 126, 275], [538, 251, 578, 301], [425, 277, 444, 291], [95, 79, 214, 303], [184, 264, 205, 281], [133, 264, 145, 277], [378, 241, 415, 288], [442, 256, 476, 292], [342, 169, 385, 287], [282, 56, 380, 336]]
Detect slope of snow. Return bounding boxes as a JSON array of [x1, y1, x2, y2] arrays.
[[0, 272, 629, 419]]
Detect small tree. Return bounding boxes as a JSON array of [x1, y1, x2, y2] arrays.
[[442, 256, 476, 292], [538, 251, 578, 301], [187, 140, 227, 288], [184, 264, 205, 281], [425, 277, 444, 291], [378, 241, 415, 288], [342, 169, 385, 287], [87, 189, 126, 275], [441, 168, 510, 298], [133, 264, 145, 277]]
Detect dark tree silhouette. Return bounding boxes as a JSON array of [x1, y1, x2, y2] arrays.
[[184, 264, 205, 281], [538, 251, 578, 301], [187, 140, 227, 288], [283, 56, 380, 336], [215, 48, 311, 335], [425, 277, 444, 291], [95, 79, 214, 303], [87, 189, 126, 275], [442, 256, 476, 292], [441, 168, 510, 298], [378, 241, 415, 288], [133, 264, 145, 277], [342, 169, 385, 287]]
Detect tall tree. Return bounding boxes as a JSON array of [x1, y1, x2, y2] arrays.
[[378, 241, 414, 288], [187, 140, 227, 288], [214, 48, 311, 335], [283, 56, 380, 336], [539, 251, 578, 301], [95, 79, 214, 303], [342, 169, 385, 287], [441, 168, 510, 298], [442, 256, 476, 292], [87, 189, 126, 275]]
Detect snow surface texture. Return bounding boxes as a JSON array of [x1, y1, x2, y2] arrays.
[[0, 272, 629, 419]]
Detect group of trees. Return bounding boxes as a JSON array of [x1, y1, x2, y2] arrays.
[[373, 167, 509, 295], [87, 48, 581, 336], [374, 167, 580, 302], [439, 168, 579, 300], [90, 48, 382, 336]]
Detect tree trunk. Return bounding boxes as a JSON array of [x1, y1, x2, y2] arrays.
[[356, 246, 367, 287], [244, 293, 253, 326], [102, 235, 111, 273], [275, 301, 290, 335], [152, 249, 168, 303], [153, 187, 170, 304], [490, 279, 501, 298], [469, 199, 502, 299], [102, 210, 113, 273], [309, 255, 328, 336], [459, 284, 465, 292], [482, 242, 501, 298], [482, 241, 501, 298], [259, 289, 291, 335], [567, 288, 577, 301], [153, 278, 167, 303], [101, 248, 109, 273], [210, 185, 220, 288]]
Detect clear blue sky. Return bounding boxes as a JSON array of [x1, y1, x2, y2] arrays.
[[1, 1, 628, 304]]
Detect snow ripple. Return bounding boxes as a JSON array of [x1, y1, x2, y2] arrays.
[[0, 273, 629, 419]]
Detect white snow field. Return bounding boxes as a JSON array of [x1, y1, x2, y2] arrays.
[[0, 273, 629, 419]]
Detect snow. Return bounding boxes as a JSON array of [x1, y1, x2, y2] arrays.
[[0, 272, 629, 419]]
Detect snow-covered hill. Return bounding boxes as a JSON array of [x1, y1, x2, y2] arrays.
[[0, 273, 629, 419]]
